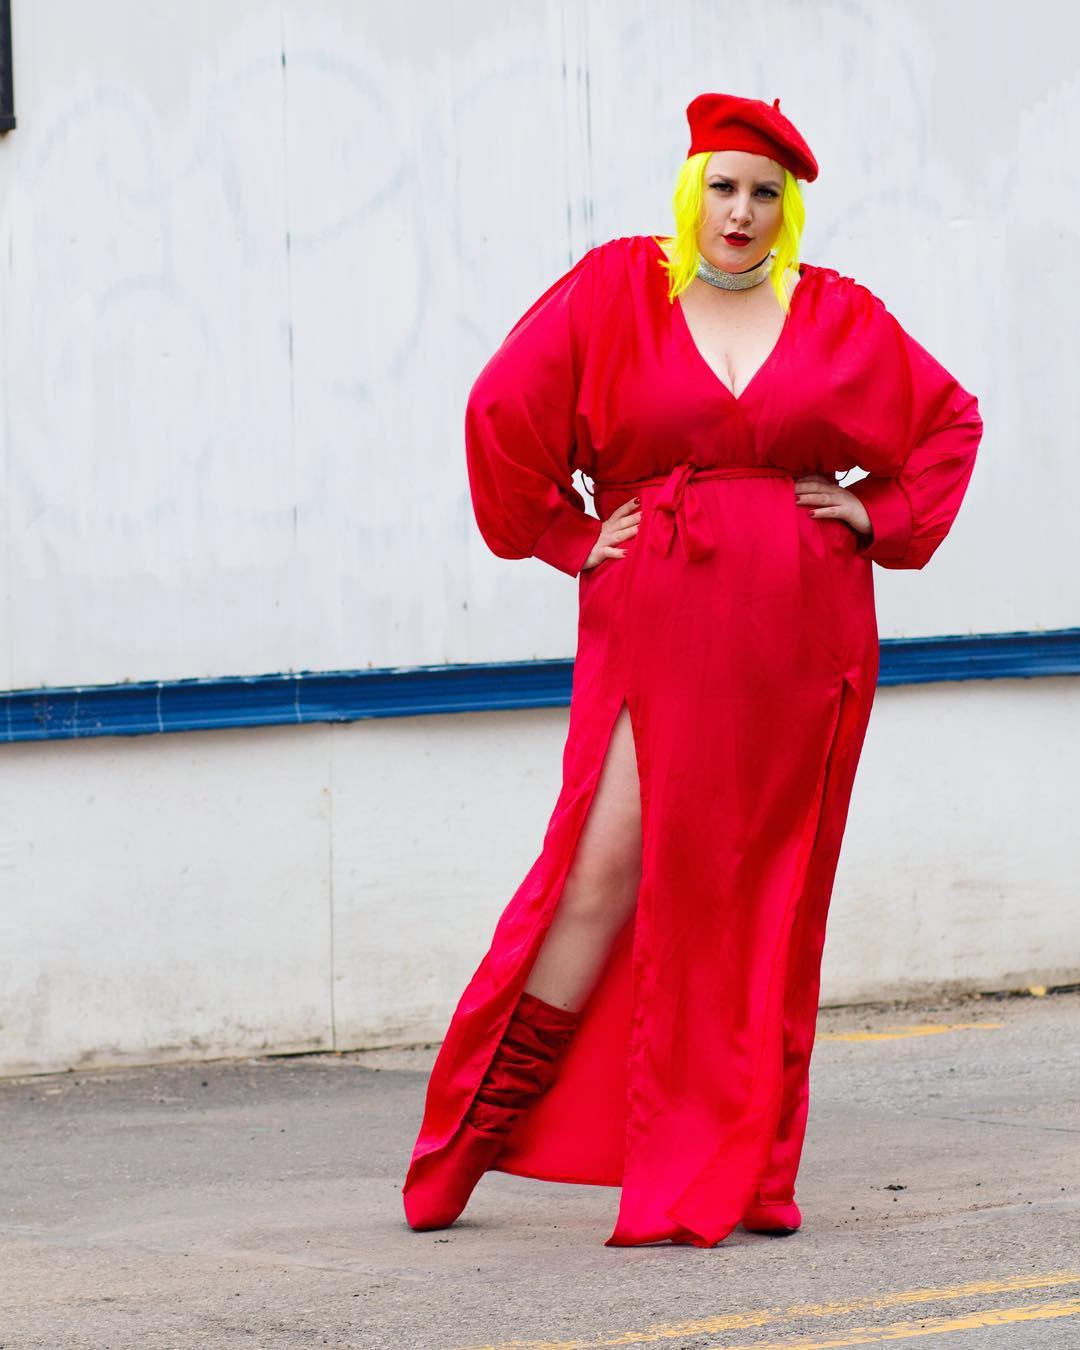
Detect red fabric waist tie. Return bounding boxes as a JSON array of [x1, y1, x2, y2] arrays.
[[589, 462, 792, 564]]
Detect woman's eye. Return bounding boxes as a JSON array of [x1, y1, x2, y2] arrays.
[[710, 184, 778, 198]]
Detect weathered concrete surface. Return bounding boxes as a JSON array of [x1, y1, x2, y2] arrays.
[[1, 989, 1078, 1349]]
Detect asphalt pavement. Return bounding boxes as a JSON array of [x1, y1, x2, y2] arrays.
[[2, 988, 1078, 1349]]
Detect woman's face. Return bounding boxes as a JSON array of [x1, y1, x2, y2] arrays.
[[697, 150, 785, 273]]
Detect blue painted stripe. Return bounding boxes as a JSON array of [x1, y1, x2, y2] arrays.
[[3, 628, 1079, 743]]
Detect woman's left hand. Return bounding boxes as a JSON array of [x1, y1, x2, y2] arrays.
[[794, 473, 872, 538]]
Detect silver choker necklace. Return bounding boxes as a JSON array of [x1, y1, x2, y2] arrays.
[[696, 250, 774, 291]]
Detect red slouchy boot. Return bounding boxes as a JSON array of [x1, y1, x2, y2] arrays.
[[403, 991, 580, 1232]]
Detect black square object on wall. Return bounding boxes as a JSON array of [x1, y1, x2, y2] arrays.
[[0, 0, 13, 133]]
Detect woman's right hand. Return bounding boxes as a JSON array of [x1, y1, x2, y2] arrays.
[[582, 496, 641, 570]]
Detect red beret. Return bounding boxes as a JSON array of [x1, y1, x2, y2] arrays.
[[685, 92, 818, 183]]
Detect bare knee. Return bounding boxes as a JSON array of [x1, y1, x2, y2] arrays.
[[558, 851, 641, 928], [559, 815, 642, 927]]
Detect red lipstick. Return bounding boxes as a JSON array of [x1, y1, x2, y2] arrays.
[[724, 233, 751, 246]]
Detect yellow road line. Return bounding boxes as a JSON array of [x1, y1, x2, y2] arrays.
[[461, 1270, 1080, 1350], [818, 1022, 1002, 1042], [684, 1297, 1080, 1348]]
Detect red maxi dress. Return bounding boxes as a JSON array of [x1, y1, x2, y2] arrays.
[[403, 234, 982, 1248]]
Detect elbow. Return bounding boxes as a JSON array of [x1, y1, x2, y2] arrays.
[[953, 389, 984, 461], [465, 364, 507, 431]]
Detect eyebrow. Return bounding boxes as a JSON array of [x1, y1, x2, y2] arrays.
[[709, 173, 782, 189]]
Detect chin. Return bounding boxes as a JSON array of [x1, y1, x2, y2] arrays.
[[720, 253, 770, 273]]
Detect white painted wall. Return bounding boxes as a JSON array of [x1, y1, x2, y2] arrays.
[[0, 0, 1072, 690], [1, 2, 1077, 1074]]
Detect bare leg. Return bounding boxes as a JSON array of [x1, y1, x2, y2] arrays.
[[524, 704, 642, 1013]]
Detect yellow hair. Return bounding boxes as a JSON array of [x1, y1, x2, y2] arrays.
[[652, 152, 805, 313]]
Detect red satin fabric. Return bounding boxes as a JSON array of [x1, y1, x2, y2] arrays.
[[403, 235, 982, 1247]]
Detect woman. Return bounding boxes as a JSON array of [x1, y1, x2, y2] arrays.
[[402, 91, 982, 1248]]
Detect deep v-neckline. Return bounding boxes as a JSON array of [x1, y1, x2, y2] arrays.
[[648, 234, 808, 404]]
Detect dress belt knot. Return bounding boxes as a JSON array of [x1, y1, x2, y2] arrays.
[[587, 463, 793, 566], [651, 461, 715, 563]]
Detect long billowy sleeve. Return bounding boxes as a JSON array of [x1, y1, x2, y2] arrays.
[[464, 247, 605, 578], [841, 284, 983, 570]]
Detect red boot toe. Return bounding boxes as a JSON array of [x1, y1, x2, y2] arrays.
[[403, 1120, 510, 1231], [741, 1197, 802, 1234]]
